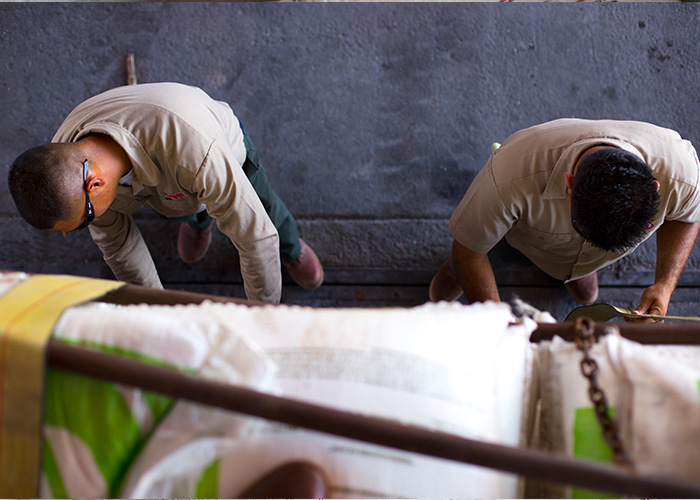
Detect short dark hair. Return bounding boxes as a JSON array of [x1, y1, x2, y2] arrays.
[[8, 143, 83, 229], [570, 148, 660, 252]]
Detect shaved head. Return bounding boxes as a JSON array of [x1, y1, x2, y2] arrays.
[[8, 143, 86, 229]]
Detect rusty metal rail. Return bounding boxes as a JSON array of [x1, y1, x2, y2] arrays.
[[532, 320, 700, 345]]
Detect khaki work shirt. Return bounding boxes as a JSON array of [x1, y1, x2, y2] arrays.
[[53, 83, 281, 303], [449, 119, 700, 282]]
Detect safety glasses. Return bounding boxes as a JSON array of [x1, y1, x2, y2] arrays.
[[73, 159, 95, 231]]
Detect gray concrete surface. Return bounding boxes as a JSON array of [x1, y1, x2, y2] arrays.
[[1, 3, 699, 320]]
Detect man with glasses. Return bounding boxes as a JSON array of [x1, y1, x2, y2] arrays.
[[429, 119, 700, 322], [8, 82, 323, 304]]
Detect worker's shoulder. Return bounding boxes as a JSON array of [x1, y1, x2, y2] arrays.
[[492, 118, 690, 179], [65, 82, 236, 142], [81, 82, 215, 114], [495, 119, 592, 166], [505, 118, 682, 144], [487, 119, 581, 183]]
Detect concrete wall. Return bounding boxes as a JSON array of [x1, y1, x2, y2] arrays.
[[1, 3, 699, 298]]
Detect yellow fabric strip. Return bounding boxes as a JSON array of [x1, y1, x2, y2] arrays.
[[0, 274, 123, 498], [565, 303, 700, 323]]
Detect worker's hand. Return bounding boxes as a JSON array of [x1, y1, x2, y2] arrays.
[[626, 282, 673, 324]]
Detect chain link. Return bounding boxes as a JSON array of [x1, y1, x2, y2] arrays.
[[574, 317, 633, 467]]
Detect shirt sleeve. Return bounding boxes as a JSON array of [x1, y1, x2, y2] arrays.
[[658, 146, 700, 224], [191, 138, 282, 304], [88, 209, 163, 289], [448, 156, 517, 254]]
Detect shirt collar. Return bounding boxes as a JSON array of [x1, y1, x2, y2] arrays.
[[71, 123, 158, 192], [542, 138, 646, 200]]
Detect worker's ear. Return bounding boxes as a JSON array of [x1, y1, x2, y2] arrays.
[[86, 176, 106, 193], [564, 173, 575, 192], [654, 180, 660, 192]]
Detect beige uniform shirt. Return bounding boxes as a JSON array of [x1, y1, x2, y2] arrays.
[[449, 119, 700, 282], [53, 83, 281, 303]]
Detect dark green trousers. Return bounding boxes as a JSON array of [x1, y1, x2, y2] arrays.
[[183, 133, 302, 263], [488, 238, 534, 270]]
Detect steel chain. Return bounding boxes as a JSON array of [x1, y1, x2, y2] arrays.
[[574, 317, 633, 467]]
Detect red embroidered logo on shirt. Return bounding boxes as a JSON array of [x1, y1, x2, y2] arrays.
[[164, 191, 189, 200]]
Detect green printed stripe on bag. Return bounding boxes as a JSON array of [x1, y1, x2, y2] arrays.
[[42, 436, 68, 499], [44, 368, 141, 497], [195, 459, 220, 498], [572, 407, 620, 499], [52, 338, 190, 428], [43, 339, 190, 496], [52, 338, 193, 420], [144, 390, 176, 423]]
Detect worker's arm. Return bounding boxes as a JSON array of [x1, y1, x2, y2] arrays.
[[452, 239, 500, 303], [193, 139, 282, 304], [628, 220, 700, 323], [89, 209, 163, 289]]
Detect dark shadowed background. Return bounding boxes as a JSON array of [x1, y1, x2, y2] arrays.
[[1, 2, 699, 318]]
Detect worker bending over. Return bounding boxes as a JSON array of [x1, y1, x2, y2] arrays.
[[430, 119, 700, 321], [9, 82, 323, 303]]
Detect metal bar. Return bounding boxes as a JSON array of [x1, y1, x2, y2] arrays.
[[97, 283, 255, 307], [532, 321, 700, 345], [47, 341, 700, 498], [125, 54, 137, 85]]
